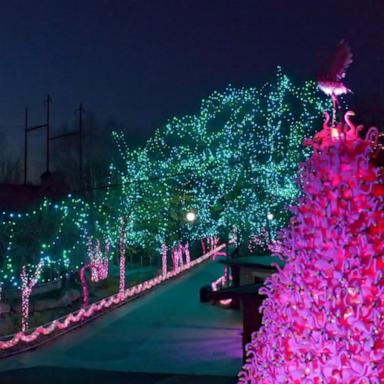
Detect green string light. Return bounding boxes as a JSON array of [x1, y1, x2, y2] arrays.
[[0, 68, 330, 289]]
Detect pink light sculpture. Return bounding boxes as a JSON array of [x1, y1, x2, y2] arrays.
[[238, 111, 384, 383], [211, 274, 232, 306], [317, 40, 353, 125], [209, 236, 226, 259]]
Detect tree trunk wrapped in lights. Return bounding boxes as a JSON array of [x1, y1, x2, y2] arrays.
[[239, 111, 384, 383], [171, 246, 182, 272], [178, 244, 184, 268], [170, 242, 191, 272], [119, 217, 128, 295], [80, 262, 95, 307], [161, 243, 168, 277], [0, 282, 3, 309], [201, 238, 207, 255], [183, 242, 191, 265], [20, 260, 44, 332]]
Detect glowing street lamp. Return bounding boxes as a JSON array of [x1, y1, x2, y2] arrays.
[[186, 211, 196, 222], [266, 212, 274, 243]]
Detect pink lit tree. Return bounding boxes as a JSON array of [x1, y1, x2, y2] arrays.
[[161, 243, 168, 277], [87, 238, 110, 282], [169, 241, 192, 272], [119, 216, 127, 294], [171, 246, 182, 272], [20, 260, 44, 332], [182, 242, 191, 265], [239, 111, 384, 383]]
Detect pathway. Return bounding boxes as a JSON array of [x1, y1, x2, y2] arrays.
[[0, 260, 242, 383]]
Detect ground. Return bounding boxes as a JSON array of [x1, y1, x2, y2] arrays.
[[0, 260, 242, 383]]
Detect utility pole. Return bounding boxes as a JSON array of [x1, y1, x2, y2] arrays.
[[48, 103, 83, 189], [24, 96, 51, 185], [24, 108, 28, 185], [46, 94, 52, 173], [23, 95, 84, 188], [77, 103, 83, 188]]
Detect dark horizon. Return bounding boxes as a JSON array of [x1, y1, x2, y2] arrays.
[[1, 0, 384, 175]]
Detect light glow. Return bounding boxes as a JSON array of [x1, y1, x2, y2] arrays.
[[186, 211, 196, 222]]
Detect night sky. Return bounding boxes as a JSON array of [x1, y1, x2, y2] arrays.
[[0, 0, 384, 168]]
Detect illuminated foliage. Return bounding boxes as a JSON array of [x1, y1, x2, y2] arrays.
[[107, 68, 329, 250], [0, 68, 328, 289], [0, 197, 90, 287]]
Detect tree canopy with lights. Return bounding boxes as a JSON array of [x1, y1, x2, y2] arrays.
[[106, 68, 328, 250], [0, 68, 328, 288]]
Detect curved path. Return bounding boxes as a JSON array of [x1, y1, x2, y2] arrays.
[[0, 260, 242, 383]]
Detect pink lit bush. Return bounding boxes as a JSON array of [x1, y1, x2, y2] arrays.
[[239, 111, 384, 383], [87, 238, 110, 282]]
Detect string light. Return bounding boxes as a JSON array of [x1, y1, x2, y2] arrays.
[[118, 217, 127, 294], [0, 243, 227, 352], [20, 260, 45, 332], [108, 67, 328, 254], [0, 197, 91, 289], [161, 243, 168, 277], [0, 68, 327, 293]]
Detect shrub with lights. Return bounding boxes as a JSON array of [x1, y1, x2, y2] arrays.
[[238, 111, 384, 383], [0, 197, 91, 289]]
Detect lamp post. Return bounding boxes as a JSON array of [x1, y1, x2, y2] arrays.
[[266, 212, 274, 243]]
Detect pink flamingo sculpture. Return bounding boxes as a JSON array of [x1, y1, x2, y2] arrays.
[[318, 40, 353, 125]]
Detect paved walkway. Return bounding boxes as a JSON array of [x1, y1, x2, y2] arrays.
[[0, 260, 242, 383]]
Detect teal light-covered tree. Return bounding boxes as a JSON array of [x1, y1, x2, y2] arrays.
[[106, 68, 329, 252], [0, 69, 328, 289]]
